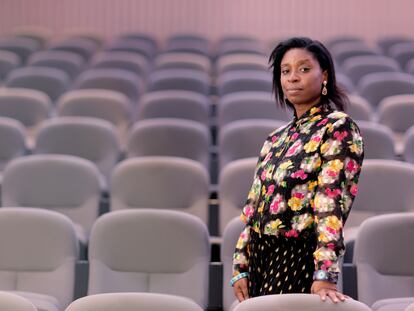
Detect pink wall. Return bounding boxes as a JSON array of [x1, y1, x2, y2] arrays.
[[0, 0, 412, 44]]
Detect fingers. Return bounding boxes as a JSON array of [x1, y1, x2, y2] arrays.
[[233, 279, 249, 302], [316, 288, 348, 303], [241, 284, 249, 300]]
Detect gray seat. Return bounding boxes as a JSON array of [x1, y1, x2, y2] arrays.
[[0, 117, 26, 172], [90, 51, 150, 77], [65, 293, 203, 311], [34, 117, 120, 184], [110, 157, 209, 224], [5, 67, 70, 101], [48, 38, 97, 61], [378, 95, 414, 133], [165, 34, 210, 56], [127, 118, 210, 169], [331, 42, 381, 66], [217, 70, 273, 96], [219, 120, 286, 169], [342, 56, 400, 85], [0, 292, 37, 311], [154, 52, 211, 73], [105, 38, 155, 61], [216, 54, 269, 75], [28, 50, 84, 80], [218, 91, 291, 127], [217, 38, 266, 57], [347, 95, 373, 121], [357, 121, 395, 159], [2, 154, 101, 244], [0, 50, 20, 80], [345, 160, 414, 243], [325, 36, 365, 50], [137, 90, 210, 125], [403, 126, 414, 164], [232, 294, 371, 311], [354, 213, 414, 307], [221, 217, 245, 311], [389, 42, 414, 69], [87, 209, 210, 309], [406, 302, 414, 311], [372, 298, 414, 311], [377, 36, 413, 55], [116, 33, 158, 52], [56, 89, 132, 147], [148, 69, 210, 95], [13, 26, 52, 48], [336, 73, 355, 94], [0, 37, 40, 63], [0, 208, 78, 311], [357, 72, 414, 108], [218, 158, 256, 235], [73, 68, 143, 103]]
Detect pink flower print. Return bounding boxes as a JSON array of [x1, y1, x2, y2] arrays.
[[286, 140, 302, 156], [327, 169, 338, 177], [261, 170, 267, 181], [272, 135, 278, 143], [294, 192, 305, 200], [333, 130, 348, 141], [325, 188, 342, 198], [267, 185, 275, 196], [285, 229, 299, 238], [323, 260, 333, 268], [291, 132, 299, 140], [243, 206, 254, 218], [326, 243, 335, 250], [327, 227, 337, 235], [269, 195, 283, 214], [350, 184, 358, 196], [346, 159, 358, 172], [291, 169, 308, 180], [317, 118, 328, 126], [263, 152, 273, 163]]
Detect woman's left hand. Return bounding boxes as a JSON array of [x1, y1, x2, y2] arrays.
[[311, 281, 349, 303]]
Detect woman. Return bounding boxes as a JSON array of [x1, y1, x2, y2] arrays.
[[230, 37, 364, 303]]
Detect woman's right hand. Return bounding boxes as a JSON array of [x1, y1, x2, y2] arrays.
[[233, 277, 249, 302]]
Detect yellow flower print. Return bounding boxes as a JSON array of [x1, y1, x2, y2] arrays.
[[308, 181, 318, 191], [288, 197, 302, 211], [325, 215, 342, 230], [279, 160, 293, 170], [310, 115, 322, 122], [320, 141, 329, 154], [328, 159, 344, 172], [258, 201, 265, 214], [310, 106, 321, 115], [304, 140, 319, 153], [326, 123, 334, 133]]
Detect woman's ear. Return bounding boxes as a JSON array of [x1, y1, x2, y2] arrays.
[[322, 70, 328, 82]]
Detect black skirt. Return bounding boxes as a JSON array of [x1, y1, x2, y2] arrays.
[[248, 229, 317, 297]]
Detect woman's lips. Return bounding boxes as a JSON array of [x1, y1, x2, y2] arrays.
[[286, 88, 303, 94]]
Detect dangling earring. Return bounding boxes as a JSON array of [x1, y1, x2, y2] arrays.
[[322, 81, 328, 96]]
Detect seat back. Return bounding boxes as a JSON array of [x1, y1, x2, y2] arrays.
[[357, 121, 395, 159], [378, 95, 414, 133], [0, 292, 37, 311], [0, 117, 26, 170]]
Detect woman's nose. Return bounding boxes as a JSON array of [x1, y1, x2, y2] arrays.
[[288, 71, 300, 82]]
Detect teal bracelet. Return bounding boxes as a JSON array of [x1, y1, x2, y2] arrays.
[[229, 272, 249, 286]]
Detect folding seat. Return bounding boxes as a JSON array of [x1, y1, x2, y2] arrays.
[[357, 72, 414, 108], [2, 154, 101, 244], [347, 94, 373, 121], [324, 35, 365, 49], [342, 55, 400, 85], [404, 58, 414, 74], [0, 208, 78, 311], [331, 42, 381, 66], [378, 95, 414, 133], [154, 52, 211, 73], [116, 32, 158, 52], [389, 42, 414, 69], [0, 292, 37, 311], [354, 213, 414, 308], [73, 68, 143, 103], [34, 117, 120, 185], [137, 90, 210, 125], [219, 158, 257, 234], [5, 67, 70, 102], [48, 37, 97, 61], [60, 31, 103, 48], [216, 36, 266, 57], [0, 117, 26, 175], [218, 119, 286, 169], [105, 38, 155, 61], [377, 36, 413, 55], [217, 91, 291, 127], [165, 34, 210, 57], [0, 50, 20, 80], [336, 73, 355, 94], [90, 51, 150, 77], [65, 293, 203, 311], [232, 294, 371, 311], [344, 160, 414, 244], [0, 37, 40, 63], [87, 209, 210, 309], [372, 298, 414, 311], [148, 69, 210, 95], [110, 157, 209, 223], [56, 89, 132, 147], [407, 303, 414, 311], [12, 25, 52, 48], [403, 126, 414, 164], [216, 53, 269, 75], [221, 217, 245, 310], [217, 70, 272, 96], [357, 121, 395, 159], [0, 88, 51, 145], [28, 50, 84, 80]]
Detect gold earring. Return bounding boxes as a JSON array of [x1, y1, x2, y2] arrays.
[[322, 81, 328, 96]]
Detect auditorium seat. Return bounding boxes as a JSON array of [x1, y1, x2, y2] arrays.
[[217, 70, 272, 96], [377, 36, 413, 55], [5, 67, 70, 102], [126, 118, 210, 169], [90, 51, 150, 77], [347, 94, 373, 121], [389, 42, 414, 69], [87, 209, 210, 309], [65, 293, 203, 311], [354, 213, 414, 308], [0, 37, 40, 63], [165, 34, 210, 57], [331, 41, 381, 66], [218, 159, 256, 235], [116, 32, 158, 53], [357, 121, 395, 159], [216, 54, 269, 75], [0, 208, 78, 311], [154, 52, 211, 73], [216, 36, 266, 57], [105, 38, 155, 61], [378, 95, 414, 133], [0, 50, 20, 80], [48, 37, 97, 61], [2, 154, 101, 244], [403, 126, 414, 164], [0, 117, 26, 176], [0, 292, 37, 311], [372, 298, 414, 311], [12, 26, 52, 48], [110, 157, 209, 223]]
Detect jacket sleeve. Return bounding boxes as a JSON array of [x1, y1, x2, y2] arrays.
[[312, 116, 364, 283]]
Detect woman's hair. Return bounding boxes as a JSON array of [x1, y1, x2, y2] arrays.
[[268, 37, 348, 111]]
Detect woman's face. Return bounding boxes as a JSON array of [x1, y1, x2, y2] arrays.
[[280, 48, 327, 114]]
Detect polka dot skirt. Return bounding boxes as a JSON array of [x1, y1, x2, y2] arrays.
[[248, 230, 317, 297]]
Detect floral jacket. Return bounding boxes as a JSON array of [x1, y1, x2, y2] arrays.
[[232, 102, 364, 283]]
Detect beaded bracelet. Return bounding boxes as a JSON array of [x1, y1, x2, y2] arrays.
[[229, 272, 249, 286]]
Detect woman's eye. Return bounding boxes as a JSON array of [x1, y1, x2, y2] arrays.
[[300, 67, 310, 72], [281, 69, 289, 75]]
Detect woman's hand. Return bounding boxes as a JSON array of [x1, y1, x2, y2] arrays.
[[233, 278, 249, 302], [311, 281, 349, 303]]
